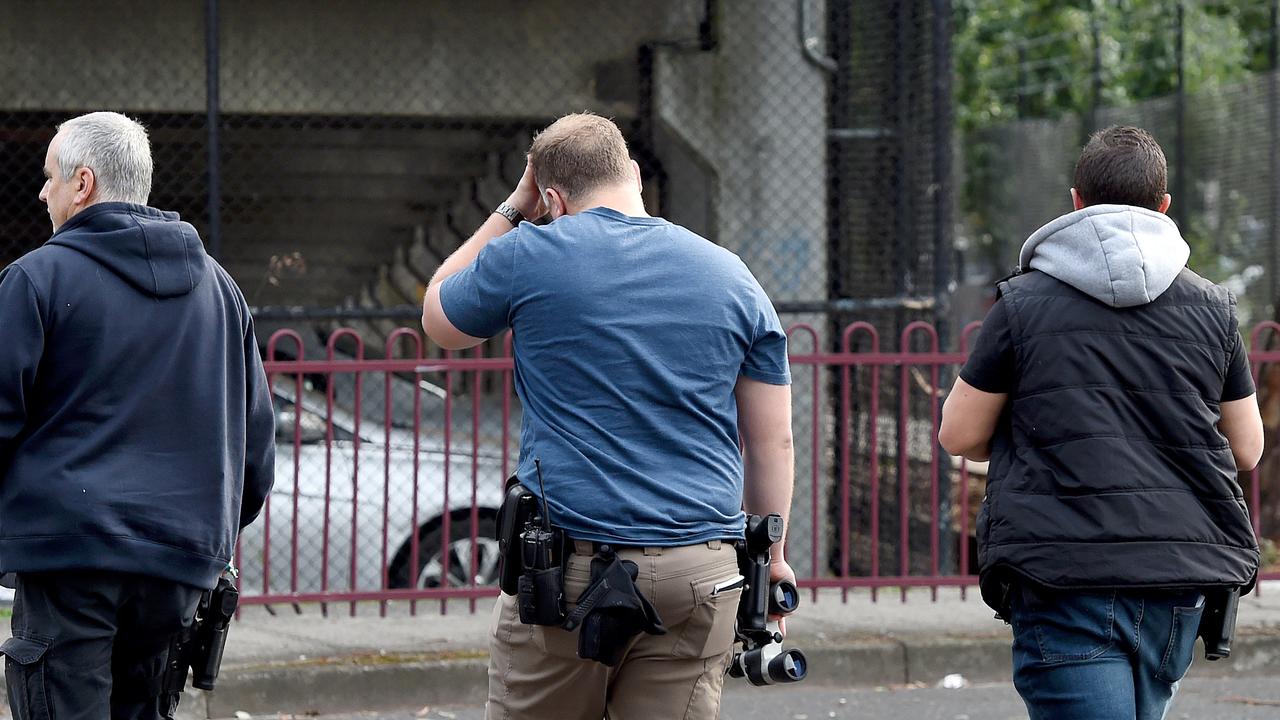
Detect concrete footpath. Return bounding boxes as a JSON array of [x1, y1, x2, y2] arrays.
[[11, 584, 1280, 718]]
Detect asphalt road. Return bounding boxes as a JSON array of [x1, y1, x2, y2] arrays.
[[289, 676, 1280, 720]]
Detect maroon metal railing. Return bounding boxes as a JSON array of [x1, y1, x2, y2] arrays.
[[237, 322, 1280, 613]]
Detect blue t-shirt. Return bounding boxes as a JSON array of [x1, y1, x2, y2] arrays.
[[440, 207, 790, 545]]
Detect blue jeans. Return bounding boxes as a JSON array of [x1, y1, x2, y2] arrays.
[[1010, 585, 1205, 720]]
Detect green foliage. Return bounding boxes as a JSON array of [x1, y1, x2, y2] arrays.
[[953, 0, 1278, 310], [1261, 535, 1280, 570], [953, 0, 1274, 131]]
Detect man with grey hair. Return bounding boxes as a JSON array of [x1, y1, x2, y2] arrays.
[[0, 111, 275, 720]]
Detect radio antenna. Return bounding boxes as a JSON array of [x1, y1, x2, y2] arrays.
[[534, 458, 553, 531]]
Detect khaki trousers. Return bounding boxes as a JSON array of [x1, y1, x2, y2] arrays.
[[486, 540, 742, 720]]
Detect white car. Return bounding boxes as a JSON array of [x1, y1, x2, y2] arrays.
[[235, 386, 507, 599]]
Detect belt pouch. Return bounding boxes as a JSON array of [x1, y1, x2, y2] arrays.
[[518, 566, 565, 626]]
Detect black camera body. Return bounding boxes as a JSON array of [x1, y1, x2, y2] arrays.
[[729, 513, 807, 686]]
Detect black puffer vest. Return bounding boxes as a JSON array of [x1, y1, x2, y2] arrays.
[[977, 268, 1259, 612]]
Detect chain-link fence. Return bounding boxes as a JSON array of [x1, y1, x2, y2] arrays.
[[0, 0, 952, 325], [0, 1, 954, 601], [18, 0, 1274, 604]]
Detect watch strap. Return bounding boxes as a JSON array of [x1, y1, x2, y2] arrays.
[[494, 201, 526, 226]]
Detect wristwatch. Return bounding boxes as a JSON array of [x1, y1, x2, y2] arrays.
[[494, 201, 526, 226]]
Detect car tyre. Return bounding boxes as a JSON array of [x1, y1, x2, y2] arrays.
[[390, 514, 501, 589]]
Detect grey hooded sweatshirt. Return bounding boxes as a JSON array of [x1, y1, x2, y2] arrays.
[[1018, 204, 1190, 308]]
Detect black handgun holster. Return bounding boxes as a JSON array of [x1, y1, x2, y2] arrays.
[[562, 548, 666, 666]]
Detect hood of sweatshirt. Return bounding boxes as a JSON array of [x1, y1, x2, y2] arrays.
[[1017, 204, 1190, 308], [45, 202, 208, 298]]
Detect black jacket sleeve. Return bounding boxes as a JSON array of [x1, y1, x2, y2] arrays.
[[0, 266, 44, 454], [239, 314, 276, 529]]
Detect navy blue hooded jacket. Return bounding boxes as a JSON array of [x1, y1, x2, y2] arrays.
[[0, 202, 275, 589]]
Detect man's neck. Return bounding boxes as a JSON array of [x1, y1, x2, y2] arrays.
[[68, 196, 106, 219], [571, 187, 648, 218]]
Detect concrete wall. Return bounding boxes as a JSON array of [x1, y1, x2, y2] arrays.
[[652, 1, 832, 577], [0, 0, 692, 118], [653, 2, 829, 306]]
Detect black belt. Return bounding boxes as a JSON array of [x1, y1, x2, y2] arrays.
[[571, 539, 728, 556]]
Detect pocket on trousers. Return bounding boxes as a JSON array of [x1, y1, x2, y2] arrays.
[[1021, 590, 1116, 665], [2, 635, 53, 720], [671, 574, 743, 660], [1156, 598, 1205, 684]]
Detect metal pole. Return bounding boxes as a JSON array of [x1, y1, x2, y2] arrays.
[[1174, 1, 1187, 230], [1015, 42, 1027, 118], [205, 0, 222, 259], [1089, 1, 1102, 133], [1270, 0, 1279, 315], [931, 0, 953, 312], [893, 1, 911, 300], [930, 0, 955, 576]]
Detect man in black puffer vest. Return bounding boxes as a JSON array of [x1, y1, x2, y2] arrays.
[[940, 126, 1263, 720]]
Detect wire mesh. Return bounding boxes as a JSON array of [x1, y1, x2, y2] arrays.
[[0, 0, 960, 603]]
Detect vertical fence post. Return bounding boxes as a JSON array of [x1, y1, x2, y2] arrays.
[[205, 0, 222, 260]]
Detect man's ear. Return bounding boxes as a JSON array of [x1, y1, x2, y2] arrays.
[[631, 159, 643, 193], [1070, 187, 1085, 211], [545, 187, 566, 219], [1157, 193, 1172, 215], [74, 167, 96, 206]]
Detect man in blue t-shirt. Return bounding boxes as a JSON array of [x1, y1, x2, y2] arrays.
[[422, 113, 795, 720]]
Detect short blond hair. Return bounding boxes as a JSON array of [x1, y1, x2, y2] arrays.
[[529, 113, 632, 200]]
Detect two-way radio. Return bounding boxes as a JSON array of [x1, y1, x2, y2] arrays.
[[516, 459, 567, 625]]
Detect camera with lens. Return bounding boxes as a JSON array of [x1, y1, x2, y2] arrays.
[[729, 513, 808, 686]]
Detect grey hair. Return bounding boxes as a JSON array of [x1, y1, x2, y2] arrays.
[[55, 112, 152, 204]]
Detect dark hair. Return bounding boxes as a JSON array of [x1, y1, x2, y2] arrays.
[[1073, 126, 1168, 210]]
